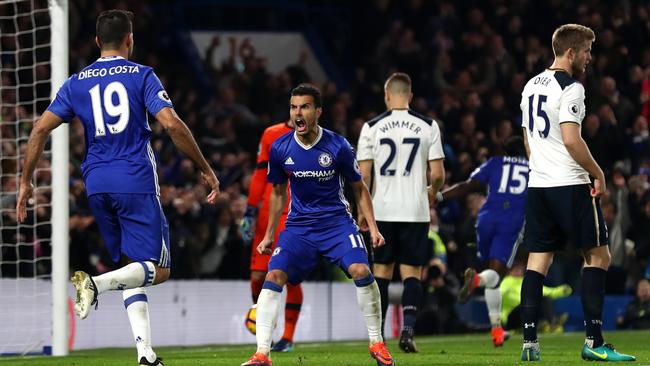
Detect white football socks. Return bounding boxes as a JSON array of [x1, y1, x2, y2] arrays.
[[93, 261, 156, 295], [123, 287, 156, 363], [485, 287, 503, 327], [256, 288, 282, 355], [356, 281, 383, 344], [479, 269, 502, 327]]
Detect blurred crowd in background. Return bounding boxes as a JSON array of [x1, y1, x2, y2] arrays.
[[2, 0, 650, 331]]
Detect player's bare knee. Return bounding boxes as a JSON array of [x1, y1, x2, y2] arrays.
[[153, 266, 170, 285], [265, 270, 288, 286], [348, 263, 371, 280]]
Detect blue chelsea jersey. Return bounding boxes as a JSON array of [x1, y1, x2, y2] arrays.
[[47, 56, 173, 195], [470, 156, 529, 221], [267, 127, 362, 228]]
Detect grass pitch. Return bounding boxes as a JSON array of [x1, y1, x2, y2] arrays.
[[1, 330, 648, 365]]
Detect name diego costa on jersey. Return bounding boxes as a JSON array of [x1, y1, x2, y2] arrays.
[[47, 56, 173, 196]]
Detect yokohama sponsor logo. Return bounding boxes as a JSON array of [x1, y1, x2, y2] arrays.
[[293, 169, 335, 178]]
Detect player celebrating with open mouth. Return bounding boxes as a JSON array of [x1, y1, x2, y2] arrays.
[[242, 84, 394, 366]]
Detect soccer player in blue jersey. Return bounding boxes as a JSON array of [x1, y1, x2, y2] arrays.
[[16, 10, 219, 366], [241, 84, 394, 366], [438, 136, 528, 347]]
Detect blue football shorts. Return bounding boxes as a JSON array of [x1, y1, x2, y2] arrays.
[[268, 220, 369, 284], [88, 193, 171, 267], [476, 215, 524, 268]]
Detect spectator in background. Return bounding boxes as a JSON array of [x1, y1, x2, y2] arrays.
[[617, 279, 650, 330], [604, 165, 633, 293], [639, 67, 650, 119], [629, 116, 650, 169], [629, 194, 650, 279], [415, 262, 463, 335], [489, 119, 514, 154], [589, 76, 636, 127], [200, 204, 246, 279], [583, 114, 611, 171]]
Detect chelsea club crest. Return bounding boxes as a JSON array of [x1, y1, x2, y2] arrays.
[[318, 153, 332, 167]]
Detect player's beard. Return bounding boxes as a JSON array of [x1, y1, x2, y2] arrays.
[[571, 63, 581, 77], [571, 58, 587, 77]]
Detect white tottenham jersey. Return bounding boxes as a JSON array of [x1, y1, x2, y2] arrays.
[[357, 109, 444, 222], [520, 69, 591, 187]]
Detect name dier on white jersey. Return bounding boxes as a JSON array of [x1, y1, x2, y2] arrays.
[[520, 70, 591, 188]]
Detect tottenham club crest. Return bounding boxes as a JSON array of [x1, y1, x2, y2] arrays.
[[318, 153, 332, 167]]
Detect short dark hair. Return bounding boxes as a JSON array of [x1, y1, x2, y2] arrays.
[[385, 72, 412, 95], [504, 136, 526, 157], [291, 83, 322, 108], [96, 10, 134, 50]]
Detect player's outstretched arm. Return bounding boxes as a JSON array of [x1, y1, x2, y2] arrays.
[[257, 182, 288, 255], [440, 179, 481, 202], [560, 122, 606, 196], [16, 111, 63, 223], [356, 160, 373, 231], [351, 180, 385, 248], [155, 107, 220, 203]]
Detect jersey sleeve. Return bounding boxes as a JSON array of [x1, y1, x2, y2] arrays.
[[267, 143, 288, 185], [46, 76, 75, 122], [143, 68, 174, 116], [247, 167, 267, 207], [247, 129, 272, 207], [356, 123, 373, 161], [338, 139, 362, 182], [256, 128, 273, 166], [428, 121, 445, 160], [469, 157, 494, 183], [558, 83, 586, 125]]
